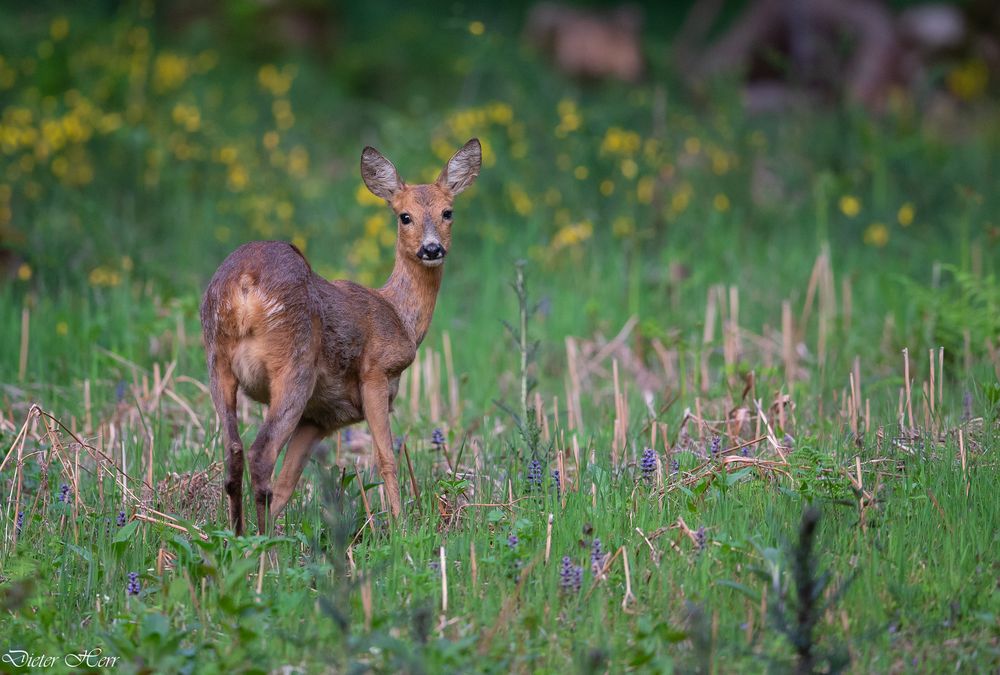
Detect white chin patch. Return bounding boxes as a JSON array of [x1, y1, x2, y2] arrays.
[[420, 257, 445, 268]]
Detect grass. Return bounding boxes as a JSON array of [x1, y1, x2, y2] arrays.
[[1, 2, 999, 673]]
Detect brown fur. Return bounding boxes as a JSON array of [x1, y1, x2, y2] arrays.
[[201, 139, 481, 533]]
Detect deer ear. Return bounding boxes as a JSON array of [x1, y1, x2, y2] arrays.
[[361, 146, 402, 200], [437, 138, 481, 195]]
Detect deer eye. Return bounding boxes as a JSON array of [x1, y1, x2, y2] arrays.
[[442, 209, 453, 220], [399, 213, 412, 225]]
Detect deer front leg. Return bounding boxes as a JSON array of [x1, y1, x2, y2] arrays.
[[361, 374, 401, 519]]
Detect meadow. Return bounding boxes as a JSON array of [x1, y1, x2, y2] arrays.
[[0, 3, 998, 672]]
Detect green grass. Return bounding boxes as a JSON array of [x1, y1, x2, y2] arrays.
[[1, 3, 999, 673]]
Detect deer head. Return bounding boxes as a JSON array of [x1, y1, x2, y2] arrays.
[[361, 138, 481, 268]]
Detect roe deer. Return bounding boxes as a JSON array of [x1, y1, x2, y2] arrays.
[[200, 139, 481, 533]]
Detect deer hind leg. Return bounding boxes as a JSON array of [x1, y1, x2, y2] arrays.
[[248, 364, 316, 534], [361, 374, 401, 519], [269, 422, 325, 521], [209, 355, 245, 534]]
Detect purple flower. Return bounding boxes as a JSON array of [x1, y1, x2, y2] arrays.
[[126, 572, 141, 596], [741, 444, 752, 458], [560, 556, 582, 592], [428, 559, 440, 575], [709, 436, 721, 459], [551, 470, 561, 497], [670, 458, 680, 474], [695, 526, 706, 552], [116, 511, 126, 527], [640, 448, 657, 478], [15, 511, 24, 535], [527, 458, 543, 489], [431, 428, 445, 448], [58, 483, 70, 503], [507, 534, 519, 549], [590, 538, 605, 575]]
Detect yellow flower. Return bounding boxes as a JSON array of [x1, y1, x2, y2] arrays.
[[272, 99, 294, 130], [51, 156, 69, 178], [713, 193, 730, 212], [50, 17, 69, 41], [551, 221, 593, 250], [863, 222, 889, 247], [620, 158, 638, 180], [287, 145, 309, 178], [839, 195, 861, 218], [897, 202, 915, 227], [573, 165, 588, 180], [276, 201, 294, 221], [684, 137, 701, 155], [17, 263, 31, 281], [365, 213, 386, 237], [555, 99, 581, 136], [356, 182, 384, 206], [263, 131, 279, 151], [947, 59, 989, 101], [469, 21, 485, 36], [154, 53, 190, 93], [612, 215, 634, 237], [600, 180, 614, 197], [710, 150, 730, 175], [227, 164, 248, 191], [258, 64, 297, 97], [88, 266, 121, 287], [600, 127, 640, 156], [636, 176, 655, 205], [56, 321, 68, 336], [508, 184, 533, 216]]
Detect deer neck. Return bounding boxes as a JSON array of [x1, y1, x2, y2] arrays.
[[379, 253, 443, 346]]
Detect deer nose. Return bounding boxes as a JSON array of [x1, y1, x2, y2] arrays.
[[418, 242, 445, 260]]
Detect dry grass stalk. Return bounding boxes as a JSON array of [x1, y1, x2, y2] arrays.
[[470, 541, 478, 592], [702, 287, 717, 392], [440, 546, 448, 614]]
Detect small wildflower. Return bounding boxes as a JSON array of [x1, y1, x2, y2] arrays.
[[58, 483, 70, 503], [116, 511, 126, 527], [507, 534, 519, 550], [560, 556, 583, 593], [709, 436, 721, 459], [551, 469, 561, 497], [527, 458, 543, 489], [695, 526, 707, 552], [428, 559, 441, 575], [863, 222, 889, 248], [15, 510, 24, 535], [431, 428, 445, 448], [640, 448, 657, 479], [126, 571, 141, 596], [839, 195, 861, 218], [591, 538, 605, 576], [670, 458, 680, 474], [741, 444, 752, 458]]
